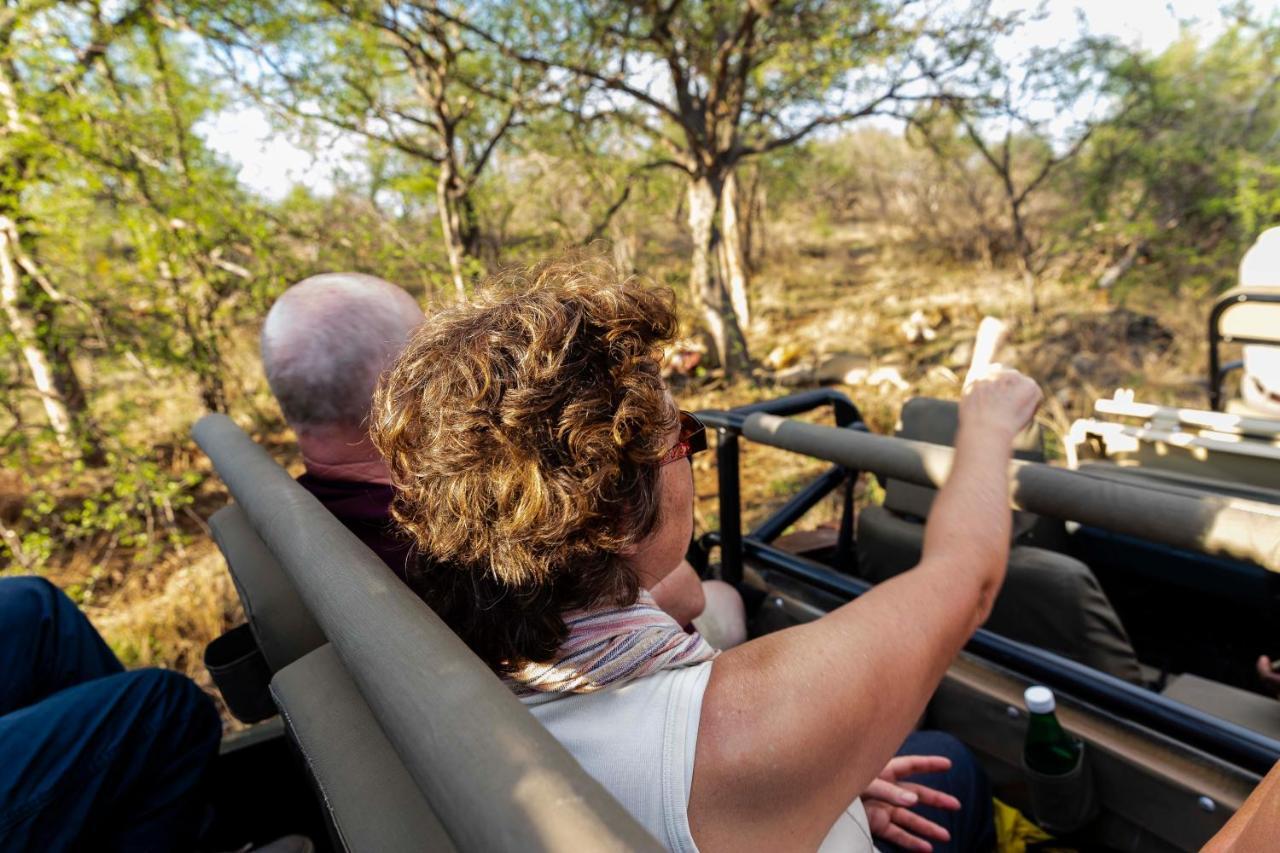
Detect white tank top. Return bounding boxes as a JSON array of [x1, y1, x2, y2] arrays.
[[523, 661, 876, 851]]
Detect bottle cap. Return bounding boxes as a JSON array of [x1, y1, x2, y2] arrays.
[[1025, 685, 1055, 714]]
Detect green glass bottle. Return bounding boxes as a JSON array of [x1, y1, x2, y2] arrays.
[[1024, 686, 1082, 775]]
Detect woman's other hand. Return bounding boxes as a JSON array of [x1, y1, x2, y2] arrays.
[[863, 755, 961, 852]]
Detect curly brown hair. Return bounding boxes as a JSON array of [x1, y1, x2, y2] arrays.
[[370, 253, 679, 673]]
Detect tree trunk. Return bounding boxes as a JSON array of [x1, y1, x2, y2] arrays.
[[1095, 241, 1143, 291], [611, 227, 637, 276], [720, 170, 751, 329], [686, 177, 750, 376], [0, 216, 75, 451], [436, 162, 468, 300], [1009, 204, 1038, 314], [743, 164, 767, 271]]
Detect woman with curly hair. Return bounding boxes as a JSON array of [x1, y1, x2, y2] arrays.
[[371, 254, 1040, 852]]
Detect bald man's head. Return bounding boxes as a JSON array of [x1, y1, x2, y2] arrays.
[[262, 273, 423, 432]]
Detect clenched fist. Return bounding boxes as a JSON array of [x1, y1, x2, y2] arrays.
[[960, 365, 1043, 442]]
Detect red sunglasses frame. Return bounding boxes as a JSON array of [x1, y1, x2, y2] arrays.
[[659, 410, 708, 466]]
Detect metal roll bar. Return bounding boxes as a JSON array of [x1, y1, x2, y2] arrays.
[[742, 413, 1280, 574], [697, 388, 863, 584], [193, 414, 661, 853]]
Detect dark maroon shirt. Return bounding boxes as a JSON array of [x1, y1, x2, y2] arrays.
[[297, 473, 414, 582]]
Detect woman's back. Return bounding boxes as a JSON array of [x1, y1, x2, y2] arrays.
[[525, 662, 875, 852]]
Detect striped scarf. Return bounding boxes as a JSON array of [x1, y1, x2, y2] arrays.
[[504, 590, 719, 698]]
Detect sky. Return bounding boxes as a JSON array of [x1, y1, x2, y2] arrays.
[[200, 1, 1278, 201]]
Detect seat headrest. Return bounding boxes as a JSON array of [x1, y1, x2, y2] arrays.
[[884, 397, 1045, 519]]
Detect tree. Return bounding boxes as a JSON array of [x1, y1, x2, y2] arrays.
[[913, 35, 1119, 313], [0, 1, 151, 458], [438, 0, 1005, 374], [1068, 15, 1280, 295], [187, 0, 536, 299]]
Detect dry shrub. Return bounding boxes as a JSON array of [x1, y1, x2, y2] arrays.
[[84, 544, 242, 698]]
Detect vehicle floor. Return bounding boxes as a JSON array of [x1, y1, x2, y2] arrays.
[[202, 720, 337, 853]]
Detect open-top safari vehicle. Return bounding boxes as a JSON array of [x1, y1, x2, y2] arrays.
[[194, 348, 1280, 851]]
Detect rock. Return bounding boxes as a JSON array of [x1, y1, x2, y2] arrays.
[[865, 366, 910, 391], [814, 353, 870, 384], [925, 365, 961, 386], [900, 309, 938, 344], [773, 364, 817, 386], [764, 342, 806, 371], [948, 341, 973, 368]]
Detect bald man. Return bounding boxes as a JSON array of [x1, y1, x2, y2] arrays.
[[261, 273, 425, 579]]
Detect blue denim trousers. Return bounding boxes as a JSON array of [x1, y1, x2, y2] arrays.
[[0, 576, 222, 852]]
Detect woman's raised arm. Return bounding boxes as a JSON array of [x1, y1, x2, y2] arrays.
[[689, 368, 1042, 852]]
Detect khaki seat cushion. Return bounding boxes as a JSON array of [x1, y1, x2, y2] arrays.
[[210, 504, 326, 673], [857, 504, 1145, 684], [272, 643, 455, 852], [1163, 673, 1280, 742]]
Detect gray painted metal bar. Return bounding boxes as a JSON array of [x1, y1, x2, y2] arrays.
[[743, 413, 1280, 574], [193, 414, 661, 852]]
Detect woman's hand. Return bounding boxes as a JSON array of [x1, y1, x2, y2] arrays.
[[862, 755, 961, 852], [960, 364, 1042, 443]]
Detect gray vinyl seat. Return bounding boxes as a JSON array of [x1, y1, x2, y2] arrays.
[[273, 644, 455, 852], [856, 398, 1145, 685], [209, 504, 325, 673], [195, 414, 661, 853], [1162, 673, 1280, 742]]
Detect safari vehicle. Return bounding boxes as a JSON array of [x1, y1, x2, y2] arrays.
[[1062, 284, 1280, 699], [193, 380, 1280, 852]]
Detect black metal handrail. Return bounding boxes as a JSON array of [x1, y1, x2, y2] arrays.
[[696, 389, 864, 584]]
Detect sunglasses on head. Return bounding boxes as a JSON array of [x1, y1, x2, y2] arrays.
[[659, 410, 708, 466]]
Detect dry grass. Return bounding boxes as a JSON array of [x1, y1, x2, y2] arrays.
[[19, 217, 1219, 727]]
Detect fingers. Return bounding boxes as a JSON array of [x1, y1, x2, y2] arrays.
[[902, 781, 962, 811], [876, 822, 934, 853], [1257, 656, 1280, 692], [865, 778, 920, 807], [891, 807, 952, 844], [959, 366, 1044, 438], [883, 755, 953, 779]]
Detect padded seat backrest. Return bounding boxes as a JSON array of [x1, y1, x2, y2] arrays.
[[856, 505, 1145, 684], [1216, 286, 1280, 344], [885, 396, 1045, 517], [210, 504, 325, 673], [272, 643, 455, 852]]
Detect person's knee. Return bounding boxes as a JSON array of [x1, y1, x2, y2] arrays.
[[694, 580, 748, 650], [905, 730, 969, 761], [121, 669, 221, 749], [0, 576, 74, 632]]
